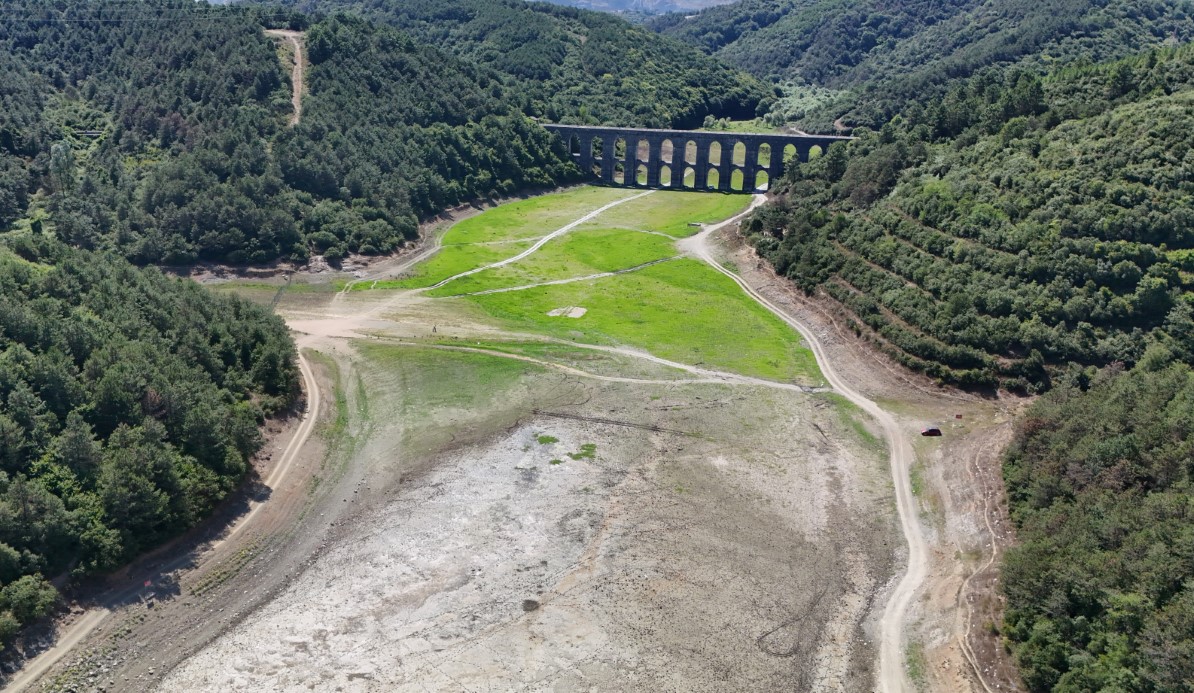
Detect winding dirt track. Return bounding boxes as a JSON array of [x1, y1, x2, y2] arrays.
[[335, 191, 925, 691], [264, 30, 304, 126], [8, 190, 925, 692], [686, 196, 926, 693], [2, 351, 321, 693], [208, 351, 320, 553], [441, 256, 679, 297]]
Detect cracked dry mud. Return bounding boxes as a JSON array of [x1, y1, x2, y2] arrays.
[[19, 190, 929, 693], [160, 364, 897, 692]]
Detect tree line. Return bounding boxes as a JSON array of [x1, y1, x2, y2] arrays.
[[0, 235, 299, 649], [1002, 354, 1194, 691]]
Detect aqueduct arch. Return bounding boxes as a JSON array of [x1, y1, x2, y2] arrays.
[[544, 124, 849, 193]]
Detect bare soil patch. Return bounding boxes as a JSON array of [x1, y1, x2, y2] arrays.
[[160, 348, 898, 692], [264, 30, 305, 126], [713, 221, 1026, 692], [12, 186, 1022, 693]]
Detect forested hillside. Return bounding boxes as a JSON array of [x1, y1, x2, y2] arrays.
[[654, 0, 1194, 128], [0, 0, 294, 259], [0, 0, 587, 263], [1, 0, 773, 263], [273, 0, 774, 128], [745, 46, 1194, 391], [0, 236, 298, 648], [652, 0, 973, 80], [1002, 355, 1194, 691], [742, 40, 1194, 689]]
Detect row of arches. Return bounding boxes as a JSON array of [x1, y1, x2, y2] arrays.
[[565, 133, 831, 192], [568, 136, 831, 172], [600, 162, 771, 191], [569, 136, 825, 171]]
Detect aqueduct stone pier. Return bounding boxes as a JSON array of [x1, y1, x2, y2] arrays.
[[544, 124, 849, 193]]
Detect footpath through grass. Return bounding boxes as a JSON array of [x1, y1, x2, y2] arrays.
[[356, 341, 540, 413], [354, 185, 819, 384], [444, 187, 635, 245], [355, 187, 639, 290], [593, 191, 749, 237], [458, 258, 821, 384], [427, 226, 676, 297], [363, 240, 535, 290]]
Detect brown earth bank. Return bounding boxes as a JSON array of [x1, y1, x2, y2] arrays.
[[712, 221, 1026, 692]]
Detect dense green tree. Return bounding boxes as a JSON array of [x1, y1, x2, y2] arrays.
[[0, 236, 299, 648], [1002, 359, 1194, 691], [0, 0, 771, 262], [0, 1, 589, 262], [278, 0, 773, 128], [744, 47, 1194, 390], [0, 575, 57, 625], [654, 0, 1194, 130]]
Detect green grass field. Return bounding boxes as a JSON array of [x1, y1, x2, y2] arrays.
[[354, 187, 645, 290], [428, 226, 676, 296], [359, 240, 535, 290], [443, 187, 636, 245], [456, 258, 821, 383], [357, 341, 541, 411], [591, 191, 749, 238], [422, 339, 695, 380], [351, 342, 550, 453], [349, 185, 820, 384]]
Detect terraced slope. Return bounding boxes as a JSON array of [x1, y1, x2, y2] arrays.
[[746, 46, 1194, 390]]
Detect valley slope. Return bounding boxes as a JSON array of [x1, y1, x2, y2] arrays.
[[653, 0, 1194, 127], [0, 0, 768, 265]]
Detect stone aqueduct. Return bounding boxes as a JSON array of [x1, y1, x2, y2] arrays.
[[544, 124, 849, 193]]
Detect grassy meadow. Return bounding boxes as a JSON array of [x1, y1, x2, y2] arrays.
[[353, 185, 821, 384], [455, 258, 821, 383]]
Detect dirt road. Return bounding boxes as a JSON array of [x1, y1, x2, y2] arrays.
[[265, 30, 304, 126], [9, 189, 955, 691], [208, 349, 320, 552], [426, 190, 654, 290], [153, 191, 898, 691], [1, 350, 321, 693], [684, 196, 926, 693]]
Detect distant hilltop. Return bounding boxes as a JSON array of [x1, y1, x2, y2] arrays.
[[528, 0, 734, 17]]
